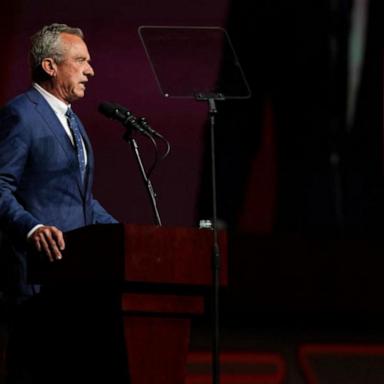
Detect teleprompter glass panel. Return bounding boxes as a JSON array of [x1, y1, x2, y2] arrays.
[[138, 26, 251, 99]]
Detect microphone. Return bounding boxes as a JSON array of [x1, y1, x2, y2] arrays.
[[136, 116, 164, 139], [98, 102, 149, 135], [99, 102, 164, 138]]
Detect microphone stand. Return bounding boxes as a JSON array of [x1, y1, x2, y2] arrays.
[[195, 92, 224, 384], [123, 130, 162, 226]]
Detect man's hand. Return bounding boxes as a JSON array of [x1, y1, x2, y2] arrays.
[[29, 225, 65, 262]]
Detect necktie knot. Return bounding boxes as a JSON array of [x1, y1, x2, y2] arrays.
[[66, 107, 74, 120]]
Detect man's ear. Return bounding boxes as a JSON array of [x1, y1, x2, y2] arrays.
[[41, 58, 57, 77]]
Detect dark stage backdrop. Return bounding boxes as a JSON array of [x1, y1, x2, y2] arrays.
[[1, 0, 383, 327]]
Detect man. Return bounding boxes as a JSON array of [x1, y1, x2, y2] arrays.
[[0, 24, 127, 383], [0, 23, 117, 298]]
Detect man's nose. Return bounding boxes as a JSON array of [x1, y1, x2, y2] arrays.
[[85, 63, 95, 77]]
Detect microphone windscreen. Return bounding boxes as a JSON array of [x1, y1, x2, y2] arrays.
[[98, 102, 117, 118]]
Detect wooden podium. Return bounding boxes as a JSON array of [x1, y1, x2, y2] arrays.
[[29, 223, 227, 384]]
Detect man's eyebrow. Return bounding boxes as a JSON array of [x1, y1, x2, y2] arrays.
[[75, 55, 91, 62]]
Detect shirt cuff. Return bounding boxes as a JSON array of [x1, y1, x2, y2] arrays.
[[27, 224, 44, 239]]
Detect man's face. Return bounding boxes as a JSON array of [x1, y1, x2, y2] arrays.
[[50, 33, 94, 104]]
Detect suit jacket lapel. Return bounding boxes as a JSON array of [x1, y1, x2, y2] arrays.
[[26, 88, 86, 196]]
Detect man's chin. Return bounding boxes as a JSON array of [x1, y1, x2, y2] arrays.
[[76, 89, 86, 98], [69, 91, 85, 102]]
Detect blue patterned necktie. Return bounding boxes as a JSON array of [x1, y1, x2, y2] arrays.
[[66, 107, 86, 182]]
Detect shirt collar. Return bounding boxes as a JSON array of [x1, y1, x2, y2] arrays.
[[33, 83, 71, 116]]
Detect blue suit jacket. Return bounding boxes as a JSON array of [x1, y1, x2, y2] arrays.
[[0, 87, 117, 299]]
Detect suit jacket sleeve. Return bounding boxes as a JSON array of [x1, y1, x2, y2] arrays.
[[0, 107, 41, 238]]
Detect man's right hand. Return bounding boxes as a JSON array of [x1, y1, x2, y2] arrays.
[[29, 225, 65, 262]]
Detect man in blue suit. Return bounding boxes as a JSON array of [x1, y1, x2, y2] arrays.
[[0, 24, 126, 383], [0, 23, 117, 301]]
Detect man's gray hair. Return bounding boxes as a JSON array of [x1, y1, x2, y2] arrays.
[[30, 23, 84, 82]]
